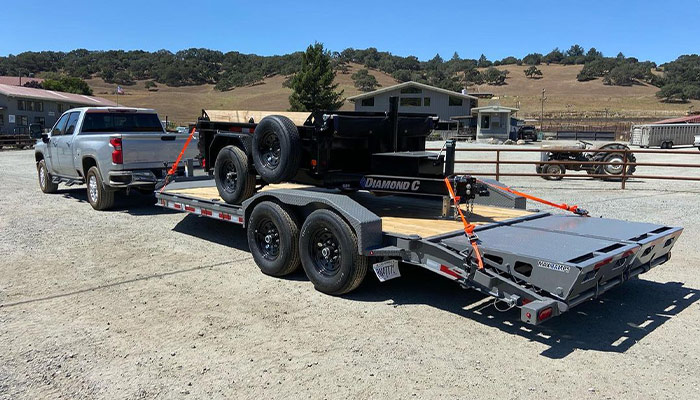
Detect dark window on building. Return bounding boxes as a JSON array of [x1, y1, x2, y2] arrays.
[[27, 101, 35, 111], [36, 102, 44, 112], [400, 97, 421, 107], [423, 97, 431, 107], [17, 100, 26, 110], [470, 99, 478, 109], [17, 115, 29, 126], [449, 96, 463, 106], [57, 104, 64, 114], [34, 116, 45, 127], [51, 113, 71, 136], [0, 114, 4, 125], [400, 87, 422, 94], [361, 97, 375, 107], [64, 112, 80, 135], [481, 115, 490, 129]]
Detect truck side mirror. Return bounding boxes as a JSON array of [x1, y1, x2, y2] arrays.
[[41, 133, 50, 143]]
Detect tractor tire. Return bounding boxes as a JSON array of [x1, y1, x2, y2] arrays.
[[252, 115, 301, 184], [299, 209, 367, 295], [214, 145, 257, 204], [592, 143, 636, 180], [247, 201, 301, 277], [37, 159, 59, 193], [86, 166, 115, 211], [541, 164, 565, 181]]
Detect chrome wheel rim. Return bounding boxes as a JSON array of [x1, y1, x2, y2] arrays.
[[39, 166, 46, 188], [88, 175, 98, 203]]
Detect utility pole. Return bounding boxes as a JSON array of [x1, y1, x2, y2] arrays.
[[539, 88, 547, 132]]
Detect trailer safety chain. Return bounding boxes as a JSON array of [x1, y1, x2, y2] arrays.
[[443, 177, 484, 270], [476, 179, 590, 217], [159, 127, 197, 193]]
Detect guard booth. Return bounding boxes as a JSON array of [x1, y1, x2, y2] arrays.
[[472, 105, 519, 142]]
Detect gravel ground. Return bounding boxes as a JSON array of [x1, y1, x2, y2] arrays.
[[1, 145, 699, 400]]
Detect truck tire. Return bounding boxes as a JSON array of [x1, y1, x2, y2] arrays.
[[214, 145, 257, 204], [252, 115, 301, 184], [86, 166, 115, 210], [247, 201, 301, 277], [37, 159, 59, 193], [299, 209, 368, 295]]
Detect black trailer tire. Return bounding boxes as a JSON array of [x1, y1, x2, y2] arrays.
[[247, 201, 301, 277], [86, 166, 115, 210], [214, 145, 257, 204], [37, 159, 58, 193], [252, 115, 301, 184], [299, 209, 368, 295]]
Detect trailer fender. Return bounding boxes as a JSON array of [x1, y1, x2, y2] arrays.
[[242, 190, 383, 254]]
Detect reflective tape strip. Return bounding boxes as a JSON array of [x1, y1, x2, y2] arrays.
[[425, 259, 464, 280]]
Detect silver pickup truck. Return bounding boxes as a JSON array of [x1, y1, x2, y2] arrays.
[[35, 107, 197, 210]]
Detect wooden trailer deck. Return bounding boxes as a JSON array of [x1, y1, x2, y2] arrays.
[[164, 184, 532, 238]]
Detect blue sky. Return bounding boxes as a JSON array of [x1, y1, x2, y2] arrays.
[[2, 0, 698, 63]]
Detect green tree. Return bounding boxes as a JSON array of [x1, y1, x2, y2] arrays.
[[477, 54, 491, 68], [483, 67, 508, 85], [524, 65, 543, 79], [144, 80, 158, 90], [41, 74, 93, 95], [288, 43, 344, 111], [351, 68, 379, 92]]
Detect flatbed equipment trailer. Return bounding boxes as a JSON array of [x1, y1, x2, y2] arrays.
[[156, 178, 682, 325]]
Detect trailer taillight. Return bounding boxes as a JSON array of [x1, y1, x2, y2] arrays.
[[201, 158, 206, 169], [538, 307, 553, 322], [110, 137, 123, 164], [594, 257, 613, 270]]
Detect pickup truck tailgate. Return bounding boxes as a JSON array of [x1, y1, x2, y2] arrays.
[[121, 133, 197, 165]]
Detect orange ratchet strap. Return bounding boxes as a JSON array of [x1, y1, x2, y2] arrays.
[[159, 127, 196, 193], [477, 179, 589, 217], [443, 178, 484, 270]]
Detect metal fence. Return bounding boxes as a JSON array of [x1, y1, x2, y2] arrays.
[[425, 146, 700, 189], [0, 134, 34, 149]]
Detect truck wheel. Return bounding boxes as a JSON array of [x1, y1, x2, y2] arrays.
[[299, 209, 368, 295], [247, 201, 301, 277], [37, 159, 59, 193], [542, 164, 565, 181], [86, 166, 115, 210], [252, 115, 301, 184], [214, 145, 257, 204]]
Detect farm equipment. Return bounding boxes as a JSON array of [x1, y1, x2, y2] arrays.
[[537, 141, 636, 180]]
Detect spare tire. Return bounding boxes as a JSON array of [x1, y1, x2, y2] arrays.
[[252, 115, 301, 184], [214, 145, 257, 204]]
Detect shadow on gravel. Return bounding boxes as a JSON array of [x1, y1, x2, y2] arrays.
[[172, 214, 249, 251], [55, 188, 177, 215], [346, 264, 699, 359]]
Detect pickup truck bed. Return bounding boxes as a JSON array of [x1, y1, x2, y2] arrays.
[[156, 178, 682, 325]]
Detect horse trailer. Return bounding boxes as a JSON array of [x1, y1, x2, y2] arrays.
[[630, 123, 700, 148]]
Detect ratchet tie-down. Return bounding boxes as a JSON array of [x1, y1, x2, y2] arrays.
[[443, 177, 590, 271]]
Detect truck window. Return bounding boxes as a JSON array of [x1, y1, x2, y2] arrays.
[[64, 112, 80, 135], [81, 113, 164, 133], [51, 113, 71, 136]]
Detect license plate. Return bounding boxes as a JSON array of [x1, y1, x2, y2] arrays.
[[372, 259, 401, 282]]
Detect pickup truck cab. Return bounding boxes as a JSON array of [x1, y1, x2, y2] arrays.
[[35, 107, 196, 210]]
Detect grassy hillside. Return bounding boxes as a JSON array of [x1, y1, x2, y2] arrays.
[[88, 63, 699, 125], [87, 63, 398, 125]]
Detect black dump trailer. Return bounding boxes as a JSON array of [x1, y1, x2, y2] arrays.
[[156, 99, 682, 325]]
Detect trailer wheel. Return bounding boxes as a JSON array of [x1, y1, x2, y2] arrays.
[[252, 115, 301, 184], [214, 145, 257, 204], [86, 166, 115, 210], [37, 159, 59, 193], [247, 201, 301, 277], [299, 209, 367, 295]]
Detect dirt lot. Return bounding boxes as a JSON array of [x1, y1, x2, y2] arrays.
[[1, 146, 699, 399]]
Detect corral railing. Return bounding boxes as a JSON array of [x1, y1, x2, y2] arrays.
[[425, 146, 700, 189], [0, 134, 35, 149]]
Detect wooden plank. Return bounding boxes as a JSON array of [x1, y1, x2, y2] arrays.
[[166, 183, 309, 202], [204, 110, 311, 126]]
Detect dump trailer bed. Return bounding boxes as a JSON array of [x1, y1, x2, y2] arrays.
[[156, 178, 682, 325]]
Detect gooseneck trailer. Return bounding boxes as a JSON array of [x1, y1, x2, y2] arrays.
[[155, 99, 682, 325]]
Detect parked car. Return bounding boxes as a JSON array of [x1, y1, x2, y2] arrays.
[[34, 107, 197, 210], [517, 125, 537, 142]]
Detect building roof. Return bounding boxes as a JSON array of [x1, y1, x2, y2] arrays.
[[347, 81, 477, 101], [0, 76, 44, 86], [471, 105, 519, 113], [653, 114, 700, 124], [0, 84, 117, 106]]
